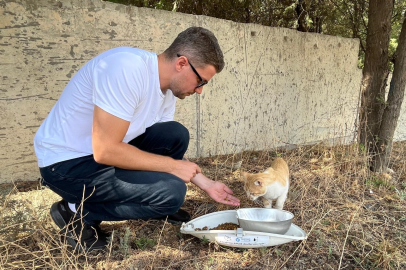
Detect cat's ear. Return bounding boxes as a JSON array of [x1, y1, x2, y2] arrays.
[[241, 172, 249, 180], [254, 180, 262, 186], [264, 168, 274, 174]]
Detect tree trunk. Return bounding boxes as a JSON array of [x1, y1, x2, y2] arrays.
[[374, 14, 406, 172], [296, 0, 308, 32], [244, 0, 251, 23], [195, 0, 203, 15], [358, 0, 393, 164]]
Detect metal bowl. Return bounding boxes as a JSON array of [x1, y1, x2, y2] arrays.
[[236, 208, 294, 234]]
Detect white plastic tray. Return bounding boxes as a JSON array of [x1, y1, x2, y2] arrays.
[[180, 210, 307, 248]]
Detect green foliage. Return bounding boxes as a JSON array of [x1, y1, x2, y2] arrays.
[[395, 188, 406, 200], [366, 175, 392, 189], [376, 95, 388, 106], [102, 0, 405, 71], [105, 0, 175, 11], [321, 219, 331, 226], [359, 143, 365, 153], [200, 235, 209, 244], [119, 227, 132, 257], [135, 236, 156, 250]]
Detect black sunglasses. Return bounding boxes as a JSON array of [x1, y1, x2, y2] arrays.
[[177, 54, 208, 89]]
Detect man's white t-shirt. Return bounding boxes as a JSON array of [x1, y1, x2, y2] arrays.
[[34, 47, 177, 168]]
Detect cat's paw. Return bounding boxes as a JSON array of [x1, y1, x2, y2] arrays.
[[264, 205, 273, 209]]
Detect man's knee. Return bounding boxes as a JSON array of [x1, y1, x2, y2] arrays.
[[165, 121, 189, 145], [159, 121, 189, 159], [160, 179, 187, 214]]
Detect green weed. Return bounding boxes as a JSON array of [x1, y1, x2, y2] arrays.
[[395, 188, 406, 200], [200, 235, 210, 244], [119, 227, 131, 257], [135, 236, 156, 250]]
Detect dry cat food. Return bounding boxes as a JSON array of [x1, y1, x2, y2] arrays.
[[194, 222, 239, 231]]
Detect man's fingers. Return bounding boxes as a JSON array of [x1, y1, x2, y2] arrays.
[[222, 198, 240, 206], [222, 193, 240, 206], [226, 194, 240, 204], [184, 177, 192, 183]]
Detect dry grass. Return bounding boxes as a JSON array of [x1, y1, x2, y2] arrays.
[[1, 141, 406, 269]]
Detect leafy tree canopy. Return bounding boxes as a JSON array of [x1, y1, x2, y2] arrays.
[[104, 0, 405, 70]]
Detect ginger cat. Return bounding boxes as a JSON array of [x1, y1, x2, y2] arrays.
[[241, 158, 289, 210]]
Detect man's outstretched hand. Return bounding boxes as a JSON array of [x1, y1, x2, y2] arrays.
[[191, 173, 240, 206], [205, 181, 240, 206]]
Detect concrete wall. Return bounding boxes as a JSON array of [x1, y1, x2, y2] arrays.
[[388, 73, 406, 142], [0, 0, 362, 183]]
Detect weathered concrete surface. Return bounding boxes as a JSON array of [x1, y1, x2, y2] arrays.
[[198, 19, 361, 156], [1, 0, 362, 183], [384, 73, 406, 142]]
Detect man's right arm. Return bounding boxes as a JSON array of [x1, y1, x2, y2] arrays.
[[92, 105, 200, 183]]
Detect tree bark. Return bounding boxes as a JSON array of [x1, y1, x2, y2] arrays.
[[358, 0, 393, 163], [195, 0, 203, 15], [244, 0, 251, 23], [296, 0, 308, 32], [374, 14, 406, 172]]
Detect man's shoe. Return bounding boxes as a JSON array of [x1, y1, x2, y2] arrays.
[[50, 200, 108, 252], [153, 208, 191, 225]]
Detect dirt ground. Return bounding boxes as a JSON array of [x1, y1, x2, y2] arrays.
[[1, 142, 406, 269]]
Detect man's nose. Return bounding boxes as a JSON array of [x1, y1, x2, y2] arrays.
[[195, 87, 203, 94]]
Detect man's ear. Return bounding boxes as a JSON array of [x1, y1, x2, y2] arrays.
[[175, 55, 187, 72]]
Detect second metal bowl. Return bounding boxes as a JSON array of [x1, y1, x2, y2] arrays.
[[236, 208, 294, 234]]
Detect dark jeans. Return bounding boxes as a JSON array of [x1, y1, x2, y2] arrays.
[[40, 121, 189, 226]]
